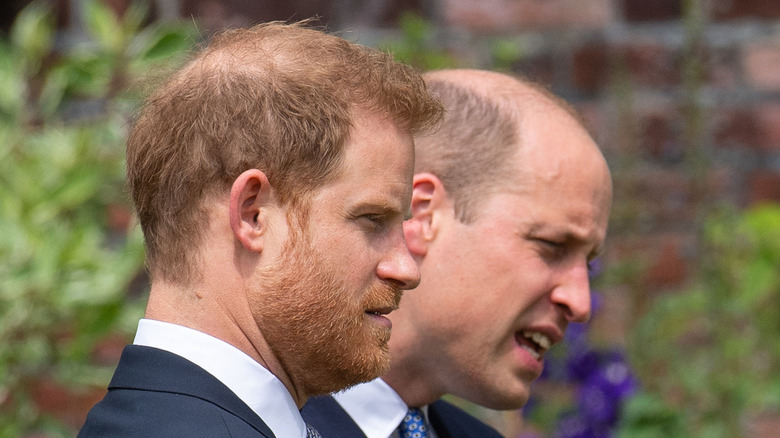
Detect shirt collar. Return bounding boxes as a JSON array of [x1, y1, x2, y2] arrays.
[[333, 378, 410, 438], [134, 318, 307, 438]]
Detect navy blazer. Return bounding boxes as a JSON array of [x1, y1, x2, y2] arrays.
[[302, 394, 504, 438], [78, 345, 275, 437]]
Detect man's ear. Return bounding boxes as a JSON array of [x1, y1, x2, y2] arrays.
[[403, 172, 449, 256], [229, 169, 274, 253]]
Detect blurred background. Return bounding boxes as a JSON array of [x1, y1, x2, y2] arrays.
[[1, 0, 779, 437]]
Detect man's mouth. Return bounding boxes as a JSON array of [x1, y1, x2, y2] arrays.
[[516, 330, 552, 360], [365, 306, 396, 317]]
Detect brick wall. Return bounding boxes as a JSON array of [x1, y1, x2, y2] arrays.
[[17, 0, 779, 436]]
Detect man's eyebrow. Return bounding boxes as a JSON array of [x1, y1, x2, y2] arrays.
[[529, 224, 604, 253], [350, 200, 405, 217]]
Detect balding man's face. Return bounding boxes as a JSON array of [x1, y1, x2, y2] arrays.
[[397, 103, 612, 409]]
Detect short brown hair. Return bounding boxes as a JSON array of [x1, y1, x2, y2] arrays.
[[415, 71, 584, 223], [413, 76, 518, 223], [127, 21, 443, 284]]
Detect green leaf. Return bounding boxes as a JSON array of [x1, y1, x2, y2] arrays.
[[121, 0, 150, 35], [59, 52, 114, 97], [0, 42, 26, 119], [138, 26, 196, 62], [37, 66, 69, 117], [83, 0, 123, 52], [617, 391, 684, 436], [9, 1, 55, 73], [492, 38, 524, 71]]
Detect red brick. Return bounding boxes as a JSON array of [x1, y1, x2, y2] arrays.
[[603, 233, 694, 289], [641, 170, 695, 224], [756, 103, 780, 150], [749, 171, 780, 205], [743, 42, 780, 91], [645, 236, 691, 287], [623, 43, 681, 89], [441, 0, 611, 31], [30, 377, 106, 430], [707, 47, 740, 88], [638, 112, 683, 162], [745, 411, 780, 438], [609, 167, 700, 235], [91, 333, 130, 366], [715, 104, 780, 152], [714, 107, 762, 149], [623, 0, 682, 22], [573, 101, 604, 140], [712, 0, 780, 20], [572, 42, 610, 94], [510, 52, 556, 88]]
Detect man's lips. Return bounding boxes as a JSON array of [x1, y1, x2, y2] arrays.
[[514, 327, 563, 361], [365, 305, 397, 316]]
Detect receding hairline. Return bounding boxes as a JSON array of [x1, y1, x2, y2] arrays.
[[173, 23, 331, 88], [416, 69, 606, 222], [422, 69, 585, 127]]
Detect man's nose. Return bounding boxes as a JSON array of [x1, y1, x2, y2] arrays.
[[376, 233, 421, 290], [550, 260, 592, 323]]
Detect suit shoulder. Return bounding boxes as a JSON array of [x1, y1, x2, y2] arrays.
[[429, 399, 504, 438], [78, 388, 267, 437]]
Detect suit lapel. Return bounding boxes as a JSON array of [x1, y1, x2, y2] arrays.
[[301, 395, 367, 438], [110, 345, 275, 437], [428, 401, 453, 438]]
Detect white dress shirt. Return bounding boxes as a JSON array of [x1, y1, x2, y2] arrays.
[[333, 378, 437, 438], [134, 318, 307, 438]]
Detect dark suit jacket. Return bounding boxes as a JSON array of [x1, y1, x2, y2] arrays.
[[78, 345, 275, 437], [302, 394, 504, 438]]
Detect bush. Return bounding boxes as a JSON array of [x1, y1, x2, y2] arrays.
[[0, 1, 194, 435], [620, 204, 780, 437]]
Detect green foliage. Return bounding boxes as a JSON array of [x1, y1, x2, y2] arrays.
[[620, 204, 780, 436], [380, 12, 457, 70], [0, 1, 195, 435], [490, 38, 524, 72]]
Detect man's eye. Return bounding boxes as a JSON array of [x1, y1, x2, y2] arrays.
[[538, 239, 563, 248], [363, 214, 384, 223], [536, 238, 567, 259], [359, 214, 388, 229]]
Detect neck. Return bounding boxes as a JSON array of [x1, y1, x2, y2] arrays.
[[144, 278, 309, 408], [382, 335, 443, 407]]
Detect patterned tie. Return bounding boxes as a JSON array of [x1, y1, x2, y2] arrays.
[[305, 423, 322, 438], [399, 407, 429, 438]]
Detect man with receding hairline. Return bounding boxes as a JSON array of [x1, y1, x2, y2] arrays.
[[78, 22, 442, 438], [303, 69, 613, 437]]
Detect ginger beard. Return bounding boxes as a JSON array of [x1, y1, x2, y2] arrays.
[[254, 229, 403, 396]]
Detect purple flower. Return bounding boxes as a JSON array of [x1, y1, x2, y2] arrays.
[[555, 413, 609, 438], [590, 291, 603, 315], [587, 258, 603, 278], [576, 355, 638, 426], [564, 322, 589, 347], [566, 348, 601, 382]]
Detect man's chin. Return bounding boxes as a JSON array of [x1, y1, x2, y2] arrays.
[[305, 349, 390, 396], [477, 387, 531, 411]]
